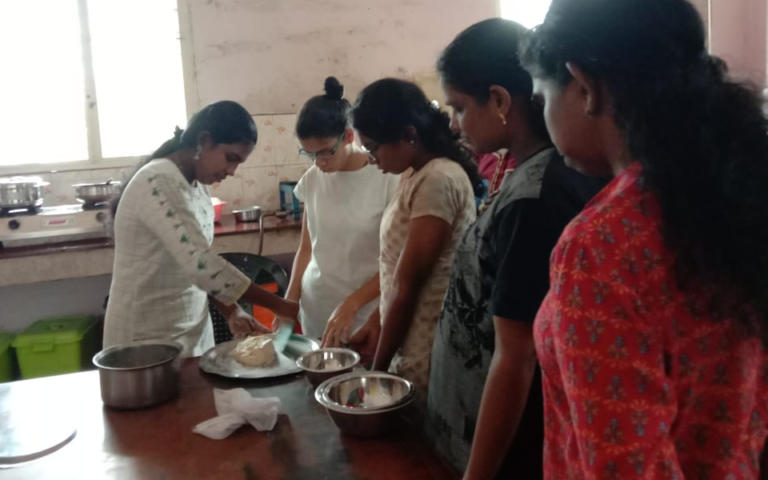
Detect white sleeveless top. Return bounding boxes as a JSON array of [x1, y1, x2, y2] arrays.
[[294, 164, 398, 339]]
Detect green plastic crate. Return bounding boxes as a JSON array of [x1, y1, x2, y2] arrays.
[[12, 316, 96, 379], [0, 332, 13, 382]]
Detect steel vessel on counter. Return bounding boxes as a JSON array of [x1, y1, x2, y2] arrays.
[[0, 176, 49, 210], [92, 340, 183, 409], [297, 348, 360, 387], [232, 205, 269, 254], [232, 205, 262, 223], [72, 179, 121, 205], [315, 371, 415, 437]]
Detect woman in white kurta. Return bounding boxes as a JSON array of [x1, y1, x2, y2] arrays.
[[280, 77, 398, 345], [104, 101, 299, 357]]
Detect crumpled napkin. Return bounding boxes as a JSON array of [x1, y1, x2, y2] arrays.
[[193, 388, 282, 440]]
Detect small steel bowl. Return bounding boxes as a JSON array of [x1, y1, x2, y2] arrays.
[[93, 340, 183, 410], [233, 206, 262, 223], [296, 348, 360, 387], [314, 371, 415, 437]]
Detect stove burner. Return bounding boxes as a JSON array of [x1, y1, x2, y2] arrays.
[[0, 206, 42, 218]]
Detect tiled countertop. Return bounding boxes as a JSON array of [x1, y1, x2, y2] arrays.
[[213, 212, 302, 237], [0, 214, 301, 260], [0, 215, 302, 288]]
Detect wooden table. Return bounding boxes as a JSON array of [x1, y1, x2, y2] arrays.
[[0, 360, 457, 480]]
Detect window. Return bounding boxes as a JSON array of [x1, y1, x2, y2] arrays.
[[0, 0, 187, 169], [500, 0, 552, 29]]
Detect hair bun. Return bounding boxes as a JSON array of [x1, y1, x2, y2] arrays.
[[324, 77, 344, 100]]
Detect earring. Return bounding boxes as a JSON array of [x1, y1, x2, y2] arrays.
[[194, 145, 202, 161], [498, 113, 507, 126]]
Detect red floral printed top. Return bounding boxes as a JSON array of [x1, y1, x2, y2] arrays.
[[534, 163, 768, 479]]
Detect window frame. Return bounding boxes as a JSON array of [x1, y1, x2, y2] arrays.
[[0, 0, 198, 176]]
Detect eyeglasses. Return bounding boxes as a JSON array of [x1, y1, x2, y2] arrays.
[[298, 132, 345, 162], [360, 142, 381, 160]]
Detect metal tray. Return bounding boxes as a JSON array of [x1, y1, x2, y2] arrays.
[[199, 334, 319, 379]]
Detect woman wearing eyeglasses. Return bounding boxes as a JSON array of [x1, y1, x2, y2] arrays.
[[349, 78, 480, 401], [278, 77, 399, 344]]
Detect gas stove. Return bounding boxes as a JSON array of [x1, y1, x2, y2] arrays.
[[0, 204, 111, 247]]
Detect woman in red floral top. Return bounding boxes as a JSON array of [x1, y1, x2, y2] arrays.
[[520, 0, 768, 478]]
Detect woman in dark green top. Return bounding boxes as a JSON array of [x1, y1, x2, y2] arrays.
[[425, 19, 606, 480]]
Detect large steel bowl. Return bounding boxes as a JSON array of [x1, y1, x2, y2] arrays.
[[296, 348, 360, 387], [92, 340, 182, 410], [314, 371, 415, 437]]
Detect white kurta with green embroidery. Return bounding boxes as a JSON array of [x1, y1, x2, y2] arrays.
[[104, 159, 251, 357]]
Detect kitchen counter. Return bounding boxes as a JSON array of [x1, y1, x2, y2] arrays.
[[0, 237, 114, 260], [0, 214, 301, 260], [0, 214, 302, 288], [214, 212, 302, 237], [0, 359, 457, 480]]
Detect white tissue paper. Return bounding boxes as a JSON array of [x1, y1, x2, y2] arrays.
[[193, 388, 282, 440]]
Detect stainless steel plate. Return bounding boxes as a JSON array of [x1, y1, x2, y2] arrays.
[[199, 334, 319, 379]]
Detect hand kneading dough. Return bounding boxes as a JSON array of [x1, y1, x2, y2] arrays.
[[229, 336, 277, 367]]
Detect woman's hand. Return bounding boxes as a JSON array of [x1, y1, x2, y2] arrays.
[[321, 299, 360, 348], [348, 310, 381, 368], [227, 306, 270, 338]]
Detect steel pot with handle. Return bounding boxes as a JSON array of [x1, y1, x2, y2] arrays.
[[72, 179, 121, 205], [0, 176, 49, 210], [92, 340, 183, 409]]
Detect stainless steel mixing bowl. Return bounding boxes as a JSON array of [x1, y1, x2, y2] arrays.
[[296, 348, 360, 387], [314, 371, 415, 437]]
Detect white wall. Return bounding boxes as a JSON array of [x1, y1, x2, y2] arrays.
[[37, 114, 308, 214], [33, 0, 498, 213], [185, 0, 498, 113], [0, 275, 111, 333], [709, 0, 767, 85]]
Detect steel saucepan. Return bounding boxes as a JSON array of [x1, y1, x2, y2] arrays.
[[232, 206, 262, 223], [0, 176, 49, 210], [72, 179, 121, 205], [92, 340, 183, 410]]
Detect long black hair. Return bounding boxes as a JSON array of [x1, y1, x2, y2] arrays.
[[438, 18, 548, 140], [521, 0, 768, 340], [112, 100, 256, 216], [296, 77, 350, 139], [351, 78, 482, 195]]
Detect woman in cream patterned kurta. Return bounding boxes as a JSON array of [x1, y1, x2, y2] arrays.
[[104, 101, 298, 357], [349, 79, 479, 400], [378, 159, 475, 392]]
